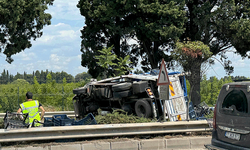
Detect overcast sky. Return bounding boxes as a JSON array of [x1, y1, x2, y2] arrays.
[[0, 0, 249, 79]]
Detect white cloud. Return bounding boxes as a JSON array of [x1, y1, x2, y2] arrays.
[[233, 59, 246, 67], [0, 0, 87, 77], [50, 54, 60, 63], [47, 0, 83, 21], [0, 62, 36, 74], [206, 51, 250, 78], [74, 66, 88, 75], [33, 23, 80, 47], [14, 52, 37, 61]]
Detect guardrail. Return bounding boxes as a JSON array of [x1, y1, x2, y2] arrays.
[[0, 120, 212, 143], [0, 111, 75, 118]]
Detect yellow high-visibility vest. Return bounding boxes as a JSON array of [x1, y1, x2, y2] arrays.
[[20, 100, 41, 127]]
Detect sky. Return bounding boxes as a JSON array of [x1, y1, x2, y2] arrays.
[[0, 0, 250, 79]]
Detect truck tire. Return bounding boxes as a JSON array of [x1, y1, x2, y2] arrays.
[[73, 87, 87, 94], [135, 100, 152, 118], [112, 83, 132, 92], [113, 90, 132, 98]]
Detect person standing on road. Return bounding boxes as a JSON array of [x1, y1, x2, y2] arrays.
[[17, 92, 45, 127]]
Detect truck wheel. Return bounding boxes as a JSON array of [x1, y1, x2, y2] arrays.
[[135, 100, 152, 118], [73, 87, 87, 94], [113, 90, 132, 98], [112, 83, 132, 92]]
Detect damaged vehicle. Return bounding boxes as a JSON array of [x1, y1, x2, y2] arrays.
[[72, 70, 189, 120], [205, 81, 250, 150]]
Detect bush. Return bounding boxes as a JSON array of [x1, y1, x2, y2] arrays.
[[95, 109, 156, 124]]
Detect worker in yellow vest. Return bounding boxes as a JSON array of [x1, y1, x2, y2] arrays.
[[17, 92, 45, 127]]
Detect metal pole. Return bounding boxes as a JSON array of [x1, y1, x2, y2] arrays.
[[166, 85, 169, 121], [163, 100, 166, 122], [17, 87, 19, 106], [186, 99, 189, 121], [159, 85, 169, 122], [62, 86, 64, 111], [164, 86, 169, 122]]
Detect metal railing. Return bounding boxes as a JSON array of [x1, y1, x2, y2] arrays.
[[0, 120, 212, 143]]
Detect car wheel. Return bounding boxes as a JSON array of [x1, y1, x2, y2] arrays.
[[112, 83, 132, 92], [135, 100, 152, 118], [73, 87, 87, 94], [113, 90, 132, 98]]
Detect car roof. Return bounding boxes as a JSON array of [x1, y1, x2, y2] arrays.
[[224, 81, 250, 86]]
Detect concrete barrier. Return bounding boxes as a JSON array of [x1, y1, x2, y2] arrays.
[[111, 140, 139, 150], [140, 139, 165, 150], [82, 142, 110, 150], [0, 136, 211, 150], [51, 144, 81, 150], [166, 138, 191, 149]]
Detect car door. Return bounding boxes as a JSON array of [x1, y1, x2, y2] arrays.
[[216, 83, 250, 148]]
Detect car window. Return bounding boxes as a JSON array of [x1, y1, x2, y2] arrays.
[[222, 90, 248, 113]]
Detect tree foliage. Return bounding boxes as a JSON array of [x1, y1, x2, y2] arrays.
[[77, 0, 186, 77], [183, 0, 250, 60], [11, 79, 29, 85], [96, 46, 117, 78], [170, 0, 250, 105], [96, 46, 133, 78], [0, 77, 84, 113], [0, 69, 77, 84], [75, 72, 92, 82], [0, 0, 54, 63], [172, 41, 212, 70], [78, 0, 250, 105], [200, 75, 233, 106], [95, 109, 154, 124], [115, 55, 133, 76], [172, 41, 212, 105]]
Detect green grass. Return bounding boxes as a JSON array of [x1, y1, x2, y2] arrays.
[[95, 109, 156, 124]]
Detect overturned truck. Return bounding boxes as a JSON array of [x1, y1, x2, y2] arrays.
[[73, 70, 189, 121]]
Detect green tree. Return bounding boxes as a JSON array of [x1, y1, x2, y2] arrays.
[[1, 69, 7, 84], [209, 77, 220, 105], [60, 71, 74, 83], [13, 72, 24, 81], [95, 46, 117, 78], [35, 70, 41, 84], [26, 74, 34, 84], [46, 73, 52, 84], [200, 75, 211, 105], [115, 55, 133, 76], [6, 70, 9, 83], [12, 79, 29, 85], [0, 0, 54, 63], [40, 70, 46, 84], [172, 40, 212, 105], [63, 77, 67, 86], [75, 72, 91, 82], [9, 74, 14, 83], [224, 76, 233, 83], [77, 0, 186, 77], [177, 0, 250, 105]]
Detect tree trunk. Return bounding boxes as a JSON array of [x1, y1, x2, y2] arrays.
[[143, 40, 158, 69], [186, 61, 201, 106]]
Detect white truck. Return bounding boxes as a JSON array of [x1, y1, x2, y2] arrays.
[[72, 70, 190, 121]]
